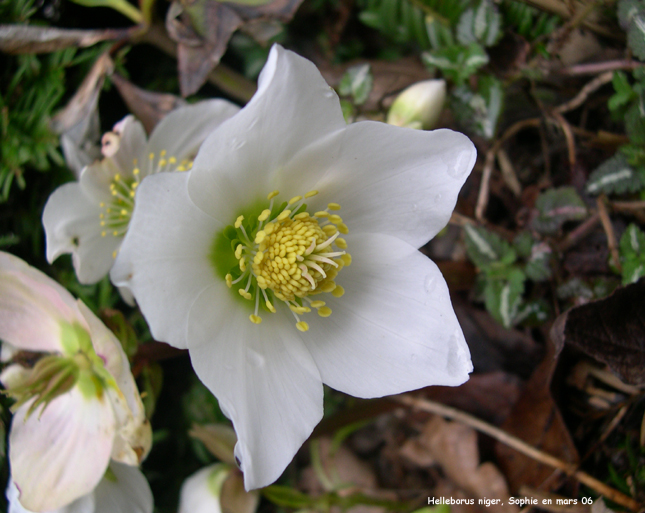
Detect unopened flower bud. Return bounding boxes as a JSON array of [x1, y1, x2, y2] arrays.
[[386, 79, 446, 130]]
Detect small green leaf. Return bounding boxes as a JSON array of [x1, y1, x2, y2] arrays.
[[532, 186, 587, 234], [457, 0, 502, 47], [484, 267, 525, 328], [422, 43, 489, 85], [619, 0, 645, 60], [464, 224, 516, 270], [587, 152, 645, 195], [619, 224, 645, 284], [513, 231, 534, 258], [263, 485, 316, 509], [451, 74, 503, 139], [609, 71, 637, 112], [524, 242, 552, 281], [338, 64, 373, 105]]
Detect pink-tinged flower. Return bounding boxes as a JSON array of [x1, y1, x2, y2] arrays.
[[6, 462, 153, 513], [0, 252, 151, 511], [112, 44, 476, 490], [43, 100, 240, 285]]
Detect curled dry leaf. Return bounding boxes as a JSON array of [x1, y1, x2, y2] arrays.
[[189, 423, 238, 465], [495, 331, 579, 492], [51, 52, 114, 177], [555, 279, 645, 386], [166, 0, 304, 96], [111, 74, 189, 134], [403, 416, 517, 513], [0, 25, 132, 54]]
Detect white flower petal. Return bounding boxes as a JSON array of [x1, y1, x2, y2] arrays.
[[301, 233, 472, 397], [0, 251, 85, 352], [187, 44, 346, 222], [43, 182, 120, 284], [178, 464, 226, 513], [109, 117, 147, 178], [111, 172, 220, 349], [10, 388, 116, 511], [147, 99, 240, 164], [277, 123, 476, 248], [93, 462, 153, 513], [6, 478, 95, 513], [187, 285, 323, 490]]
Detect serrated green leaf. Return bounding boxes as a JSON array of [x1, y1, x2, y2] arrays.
[[450, 74, 502, 139], [619, 223, 645, 284], [457, 0, 501, 47], [532, 186, 587, 234], [609, 71, 637, 112], [464, 224, 516, 269], [338, 63, 373, 105], [524, 242, 552, 281], [484, 267, 525, 328], [587, 152, 645, 195], [513, 231, 534, 258], [626, 99, 645, 143], [513, 298, 550, 326], [422, 43, 489, 84]]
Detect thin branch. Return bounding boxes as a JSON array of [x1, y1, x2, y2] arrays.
[[596, 195, 621, 272], [556, 212, 600, 252], [396, 394, 642, 512], [558, 60, 643, 76], [554, 71, 614, 115]]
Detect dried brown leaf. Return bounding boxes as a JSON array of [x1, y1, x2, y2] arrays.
[[0, 24, 131, 54], [559, 280, 645, 386], [220, 471, 260, 513], [111, 74, 188, 134]]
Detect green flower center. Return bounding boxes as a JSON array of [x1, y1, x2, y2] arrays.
[[221, 190, 351, 331]]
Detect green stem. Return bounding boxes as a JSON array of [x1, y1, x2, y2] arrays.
[[69, 0, 144, 24]]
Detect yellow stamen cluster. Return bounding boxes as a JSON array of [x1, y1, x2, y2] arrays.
[[224, 190, 350, 331], [99, 151, 194, 258]]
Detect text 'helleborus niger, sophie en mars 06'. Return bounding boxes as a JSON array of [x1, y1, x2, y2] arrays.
[[110, 44, 477, 490]]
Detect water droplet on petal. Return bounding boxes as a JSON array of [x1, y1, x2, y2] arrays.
[[412, 203, 418, 211], [434, 193, 443, 203], [323, 89, 334, 98], [446, 151, 471, 179], [246, 348, 265, 368], [424, 275, 436, 293]]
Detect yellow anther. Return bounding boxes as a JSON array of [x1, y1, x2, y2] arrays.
[[111, 190, 118, 196], [133, 158, 138, 165], [310, 300, 326, 308], [239, 289, 252, 300], [318, 306, 332, 317], [130, 191, 135, 198], [289, 305, 311, 314], [294, 212, 310, 220], [99, 214, 104, 219], [264, 222, 275, 235], [332, 285, 345, 297], [267, 190, 280, 200], [305, 190, 319, 198], [340, 254, 352, 266], [266, 300, 276, 313], [336, 238, 347, 249], [177, 166, 186, 172], [249, 314, 262, 324], [314, 211, 329, 218], [169, 157, 177, 164], [239, 257, 246, 272], [160, 150, 167, 157], [149, 152, 154, 160], [114, 174, 121, 181], [276, 210, 291, 221], [329, 214, 343, 224], [258, 209, 271, 222], [101, 231, 106, 237], [121, 209, 128, 215], [112, 231, 118, 236], [99, 202, 105, 208], [235, 215, 244, 228], [296, 321, 309, 332], [338, 223, 349, 234], [159, 159, 167, 167], [288, 195, 302, 205], [327, 203, 341, 210], [235, 244, 243, 260], [112, 250, 118, 259], [254, 252, 264, 264], [188, 162, 193, 169], [319, 281, 336, 293], [225, 274, 233, 288], [106, 208, 112, 213], [322, 225, 338, 236], [132, 182, 139, 189], [255, 231, 267, 244], [133, 168, 140, 175]]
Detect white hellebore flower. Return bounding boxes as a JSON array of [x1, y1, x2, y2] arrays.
[[6, 462, 153, 513], [0, 252, 152, 512], [43, 100, 240, 285], [112, 44, 476, 490], [386, 79, 447, 130]]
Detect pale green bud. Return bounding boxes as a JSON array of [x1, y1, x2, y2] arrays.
[[386, 79, 446, 130]]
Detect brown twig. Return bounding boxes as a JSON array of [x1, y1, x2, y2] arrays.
[[475, 118, 541, 221], [612, 200, 645, 212], [396, 394, 642, 511], [596, 195, 621, 272], [554, 72, 614, 115], [556, 212, 600, 252], [558, 60, 642, 76]]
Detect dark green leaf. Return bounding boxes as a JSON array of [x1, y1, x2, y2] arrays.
[[619, 224, 645, 284], [463, 224, 516, 270], [532, 186, 587, 234], [587, 152, 645, 195], [484, 267, 526, 328]]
